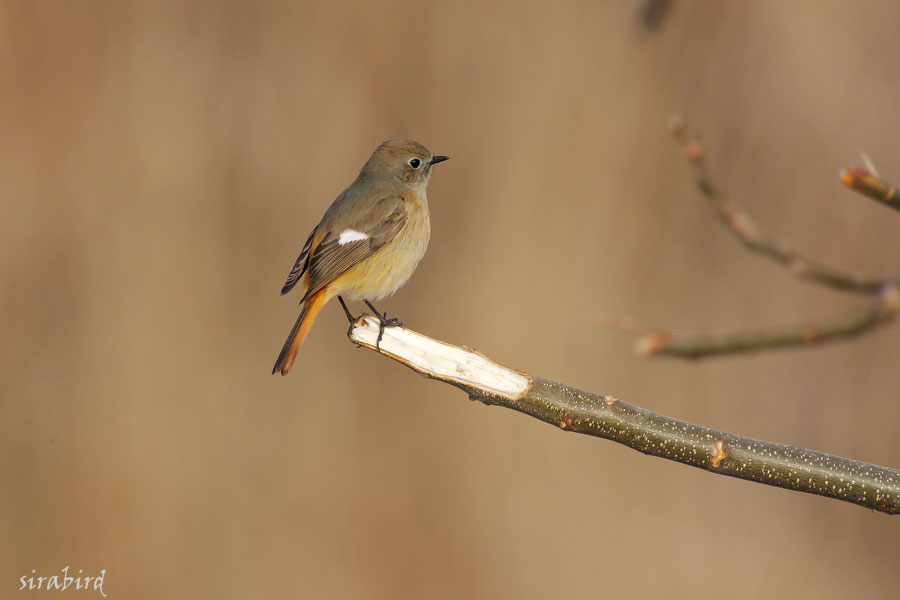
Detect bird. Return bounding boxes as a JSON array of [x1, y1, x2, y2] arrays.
[[272, 139, 449, 375]]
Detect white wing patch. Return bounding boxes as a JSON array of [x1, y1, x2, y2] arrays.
[[338, 229, 368, 245]]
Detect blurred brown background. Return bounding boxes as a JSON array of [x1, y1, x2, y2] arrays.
[[3, 1, 900, 598]]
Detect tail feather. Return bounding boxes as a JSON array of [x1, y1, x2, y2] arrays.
[[272, 288, 329, 375]]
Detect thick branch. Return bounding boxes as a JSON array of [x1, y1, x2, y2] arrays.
[[349, 316, 900, 515]]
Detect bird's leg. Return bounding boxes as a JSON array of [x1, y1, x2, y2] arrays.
[[337, 296, 356, 323], [363, 299, 404, 349], [338, 296, 364, 347]]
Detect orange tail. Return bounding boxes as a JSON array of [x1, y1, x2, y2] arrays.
[[272, 288, 329, 375]]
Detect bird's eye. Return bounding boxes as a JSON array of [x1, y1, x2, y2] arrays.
[[408, 158, 421, 169]]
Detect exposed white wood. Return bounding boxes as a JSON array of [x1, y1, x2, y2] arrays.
[[349, 316, 532, 400]]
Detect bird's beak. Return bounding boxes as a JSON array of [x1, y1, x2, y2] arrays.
[[429, 155, 449, 165]]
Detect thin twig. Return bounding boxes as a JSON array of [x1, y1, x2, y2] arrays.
[[841, 166, 900, 213], [637, 0, 673, 29], [610, 117, 900, 359], [348, 316, 900, 515], [639, 285, 900, 359], [669, 115, 890, 296]]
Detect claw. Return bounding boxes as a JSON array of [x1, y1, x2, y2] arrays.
[[374, 317, 403, 348], [361, 299, 404, 350]]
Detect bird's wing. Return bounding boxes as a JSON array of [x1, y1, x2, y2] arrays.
[[280, 228, 319, 295], [300, 197, 408, 301]]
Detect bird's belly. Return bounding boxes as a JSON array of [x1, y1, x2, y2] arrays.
[[342, 211, 430, 301]]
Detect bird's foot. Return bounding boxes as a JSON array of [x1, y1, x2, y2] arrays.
[[375, 315, 404, 350], [364, 300, 403, 350]]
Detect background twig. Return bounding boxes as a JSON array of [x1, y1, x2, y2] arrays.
[[349, 316, 900, 515], [637, 0, 673, 29], [841, 166, 900, 213], [669, 116, 890, 296], [620, 117, 900, 359], [639, 288, 900, 359]]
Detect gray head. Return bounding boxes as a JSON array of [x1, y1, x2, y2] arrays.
[[360, 139, 449, 187]]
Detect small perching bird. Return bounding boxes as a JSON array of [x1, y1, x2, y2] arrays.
[[272, 139, 449, 375]]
